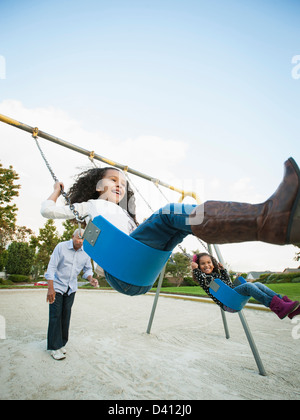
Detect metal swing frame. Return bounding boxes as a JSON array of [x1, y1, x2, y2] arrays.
[[146, 245, 267, 376], [0, 112, 267, 376]]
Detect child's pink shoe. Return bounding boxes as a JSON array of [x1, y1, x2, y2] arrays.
[[288, 306, 300, 319], [270, 296, 300, 319], [282, 296, 300, 319]]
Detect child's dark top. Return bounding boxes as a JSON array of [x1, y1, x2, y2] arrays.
[[192, 268, 234, 310]]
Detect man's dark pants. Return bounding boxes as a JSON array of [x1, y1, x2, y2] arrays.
[[47, 290, 76, 350]]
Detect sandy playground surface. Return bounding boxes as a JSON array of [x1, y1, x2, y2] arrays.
[[0, 289, 299, 400]]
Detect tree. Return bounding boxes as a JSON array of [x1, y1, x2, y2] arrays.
[[165, 252, 191, 286], [13, 225, 33, 242], [6, 241, 35, 275], [0, 249, 8, 271], [0, 163, 20, 250], [32, 219, 60, 272], [60, 219, 77, 242]]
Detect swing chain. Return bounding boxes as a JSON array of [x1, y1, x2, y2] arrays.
[[32, 131, 86, 233]]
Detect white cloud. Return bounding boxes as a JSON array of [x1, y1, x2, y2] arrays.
[[217, 242, 299, 273], [0, 99, 188, 232], [203, 175, 264, 204], [230, 177, 263, 203], [232, 177, 252, 192]]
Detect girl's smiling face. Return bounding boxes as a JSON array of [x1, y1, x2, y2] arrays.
[[199, 255, 214, 274], [96, 169, 127, 204]]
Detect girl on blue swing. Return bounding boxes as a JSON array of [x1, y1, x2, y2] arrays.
[[41, 157, 300, 296], [191, 252, 300, 319]]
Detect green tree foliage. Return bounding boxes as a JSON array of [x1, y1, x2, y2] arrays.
[[0, 162, 20, 250], [29, 220, 81, 278], [31, 219, 60, 271], [60, 219, 77, 242], [165, 252, 191, 286], [0, 165, 79, 277], [0, 249, 8, 271], [6, 241, 35, 275]]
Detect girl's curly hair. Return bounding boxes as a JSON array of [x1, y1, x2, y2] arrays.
[[67, 167, 139, 226], [193, 252, 220, 275]]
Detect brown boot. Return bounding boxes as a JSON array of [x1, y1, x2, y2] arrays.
[[190, 157, 300, 246]]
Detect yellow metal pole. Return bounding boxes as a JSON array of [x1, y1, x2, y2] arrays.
[[0, 112, 201, 203]]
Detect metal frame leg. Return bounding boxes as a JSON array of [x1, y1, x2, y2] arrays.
[[238, 310, 267, 376], [213, 244, 267, 375], [220, 308, 230, 339], [146, 265, 166, 334]]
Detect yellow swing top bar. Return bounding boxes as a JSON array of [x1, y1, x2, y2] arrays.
[[0, 113, 201, 204]]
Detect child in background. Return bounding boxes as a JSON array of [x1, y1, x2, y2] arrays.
[[192, 253, 300, 319]]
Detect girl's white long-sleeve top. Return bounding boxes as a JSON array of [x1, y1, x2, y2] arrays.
[[41, 199, 137, 234]]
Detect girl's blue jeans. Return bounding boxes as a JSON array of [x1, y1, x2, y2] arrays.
[[130, 203, 196, 251], [104, 203, 196, 296], [234, 282, 282, 307]]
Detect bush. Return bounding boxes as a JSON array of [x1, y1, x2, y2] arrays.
[[0, 250, 8, 271], [182, 276, 198, 286], [0, 278, 14, 285], [6, 242, 35, 276], [259, 274, 270, 283], [153, 277, 173, 288], [292, 277, 300, 283], [258, 273, 300, 284], [8, 274, 30, 283], [276, 278, 288, 283], [265, 274, 278, 283]]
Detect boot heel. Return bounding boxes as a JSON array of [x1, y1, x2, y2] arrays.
[[288, 193, 300, 246], [287, 157, 300, 246]]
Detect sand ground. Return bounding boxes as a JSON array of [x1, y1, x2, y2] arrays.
[[0, 289, 299, 400]]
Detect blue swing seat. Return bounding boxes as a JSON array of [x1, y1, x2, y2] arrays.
[[208, 276, 250, 312], [83, 215, 171, 289]]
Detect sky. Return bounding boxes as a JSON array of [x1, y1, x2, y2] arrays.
[[1, 0, 300, 272]]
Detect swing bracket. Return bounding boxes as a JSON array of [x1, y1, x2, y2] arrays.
[[209, 280, 220, 293], [83, 220, 101, 246]]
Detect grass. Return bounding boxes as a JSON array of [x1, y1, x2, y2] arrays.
[[262, 283, 300, 302]]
